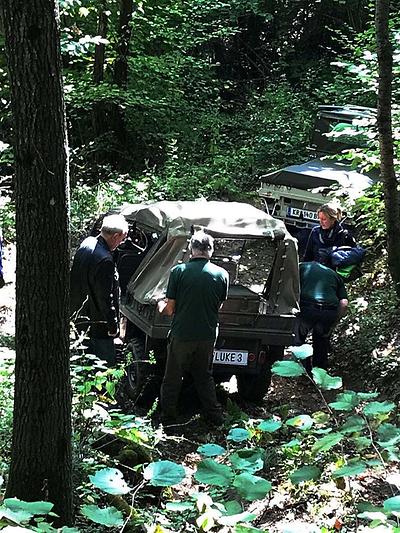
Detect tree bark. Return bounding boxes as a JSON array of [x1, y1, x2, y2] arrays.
[[114, 0, 134, 88], [375, 0, 400, 297], [93, 0, 108, 85], [2, 0, 72, 524]]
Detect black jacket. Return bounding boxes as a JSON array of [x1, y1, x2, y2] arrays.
[[303, 221, 356, 263], [70, 236, 119, 338]]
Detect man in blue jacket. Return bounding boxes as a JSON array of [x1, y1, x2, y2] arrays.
[[70, 214, 128, 365]]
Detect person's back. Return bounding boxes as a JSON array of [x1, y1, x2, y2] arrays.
[[300, 261, 346, 306], [168, 258, 228, 341], [158, 230, 229, 429]]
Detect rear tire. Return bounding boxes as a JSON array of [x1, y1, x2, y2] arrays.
[[236, 346, 284, 402], [125, 336, 151, 403]]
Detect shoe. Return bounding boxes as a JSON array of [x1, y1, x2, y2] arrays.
[[204, 412, 225, 428]]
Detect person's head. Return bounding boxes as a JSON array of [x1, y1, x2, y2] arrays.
[[317, 202, 342, 230], [189, 230, 214, 259], [100, 214, 129, 251]]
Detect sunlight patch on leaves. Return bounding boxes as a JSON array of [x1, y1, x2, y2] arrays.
[[89, 468, 131, 495], [144, 460, 186, 487], [271, 360, 305, 377]]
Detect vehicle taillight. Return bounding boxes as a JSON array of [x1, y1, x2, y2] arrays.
[[258, 350, 266, 364], [248, 352, 256, 362]]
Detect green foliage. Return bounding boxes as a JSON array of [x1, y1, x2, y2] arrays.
[[89, 467, 131, 495], [81, 504, 124, 527], [143, 460, 186, 487]]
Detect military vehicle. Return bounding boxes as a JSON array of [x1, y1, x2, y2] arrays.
[[258, 105, 377, 239], [107, 200, 300, 403]]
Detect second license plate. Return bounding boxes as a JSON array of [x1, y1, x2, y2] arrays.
[[213, 349, 248, 366], [287, 207, 318, 221]]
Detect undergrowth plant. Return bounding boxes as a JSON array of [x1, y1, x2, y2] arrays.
[[1, 344, 400, 532]]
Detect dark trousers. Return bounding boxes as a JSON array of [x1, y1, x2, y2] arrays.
[[86, 337, 116, 367], [160, 337, 222, 421], [295, 306, 338, 372]]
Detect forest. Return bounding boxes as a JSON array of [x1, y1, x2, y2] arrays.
[[0, 0, 400, 532]]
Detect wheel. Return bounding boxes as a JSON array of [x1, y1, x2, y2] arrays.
[[236, 367, 272, 402], [125, 336, 151, 403], [236, 346, 284, 402]]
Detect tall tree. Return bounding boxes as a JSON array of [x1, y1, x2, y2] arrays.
[[375, 0, 400, 297], [2, 0, 72, 524]]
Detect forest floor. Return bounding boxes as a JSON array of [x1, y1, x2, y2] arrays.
[[1, 244, 400, 532]]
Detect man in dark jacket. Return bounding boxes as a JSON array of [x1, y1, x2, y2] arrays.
[[71, 214, 128, 365], [158, 230, 229, 428], [296, 261, 348, 373]]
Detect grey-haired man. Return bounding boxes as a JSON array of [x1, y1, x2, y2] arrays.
[[158, 231, 229, 427], [71, 214, 128, 366]]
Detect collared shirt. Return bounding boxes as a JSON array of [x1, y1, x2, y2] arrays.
[[166, 257, 229, 341], [299, 261, 347, 306]]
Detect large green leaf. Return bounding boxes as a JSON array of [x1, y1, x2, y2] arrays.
[[194, 459, 234, 486], [329, 391, 360, 411], [197, 443, 226, 457], [235, 526, 267, 533], [218, 511, 257, 526], [332, 461, 367, 478], [233, 473, 272, 501], [257, 418, 282, 432], [227, 428, 251, 442], [0, 507, 32, 524], [363, 401, 396, 417], [165, 501, 193, 512], [89, 468, 130, 495], [4, 499, 54, 516], [312, 432, 343, 453], [230, 448, 264, 474], [81, 505, 123, 527], [285, 414, 314, 431], [383, 495, 400, 514], [287, 344, 313, 360], [271, 360, 305, 377], [289, 465, 321, 484], [340, 415, 366, 434], [143, 460, 186, 487], [377, 423, 400, 449], [311, 368, 342, 390]]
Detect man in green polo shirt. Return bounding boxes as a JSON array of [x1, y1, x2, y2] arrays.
[[296, 261, 348, 373], [157, 230, 229, 428]]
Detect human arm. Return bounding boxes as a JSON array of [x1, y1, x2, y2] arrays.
[[337, 298, 349, 318], [158, 298, 176, 316], [94, 259, 119, 336]]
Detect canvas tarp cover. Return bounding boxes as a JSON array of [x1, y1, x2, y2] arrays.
[[120, 200, 300, 314], [261, 158, 375, 194], [119, 200, 285, 238]]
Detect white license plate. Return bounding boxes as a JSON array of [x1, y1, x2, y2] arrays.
[[287, 207, 319, 221], [213, 349, 248, 366]]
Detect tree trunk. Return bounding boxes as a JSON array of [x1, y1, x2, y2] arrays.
[[2, 0, 72, 524], [92, 0, 109, 144], [93, 0, 108, 84], [375, 0, 400, 297], [114, 0, 134, 88]]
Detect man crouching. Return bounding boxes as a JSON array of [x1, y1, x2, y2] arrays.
[[157, 230, 229, 428]]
